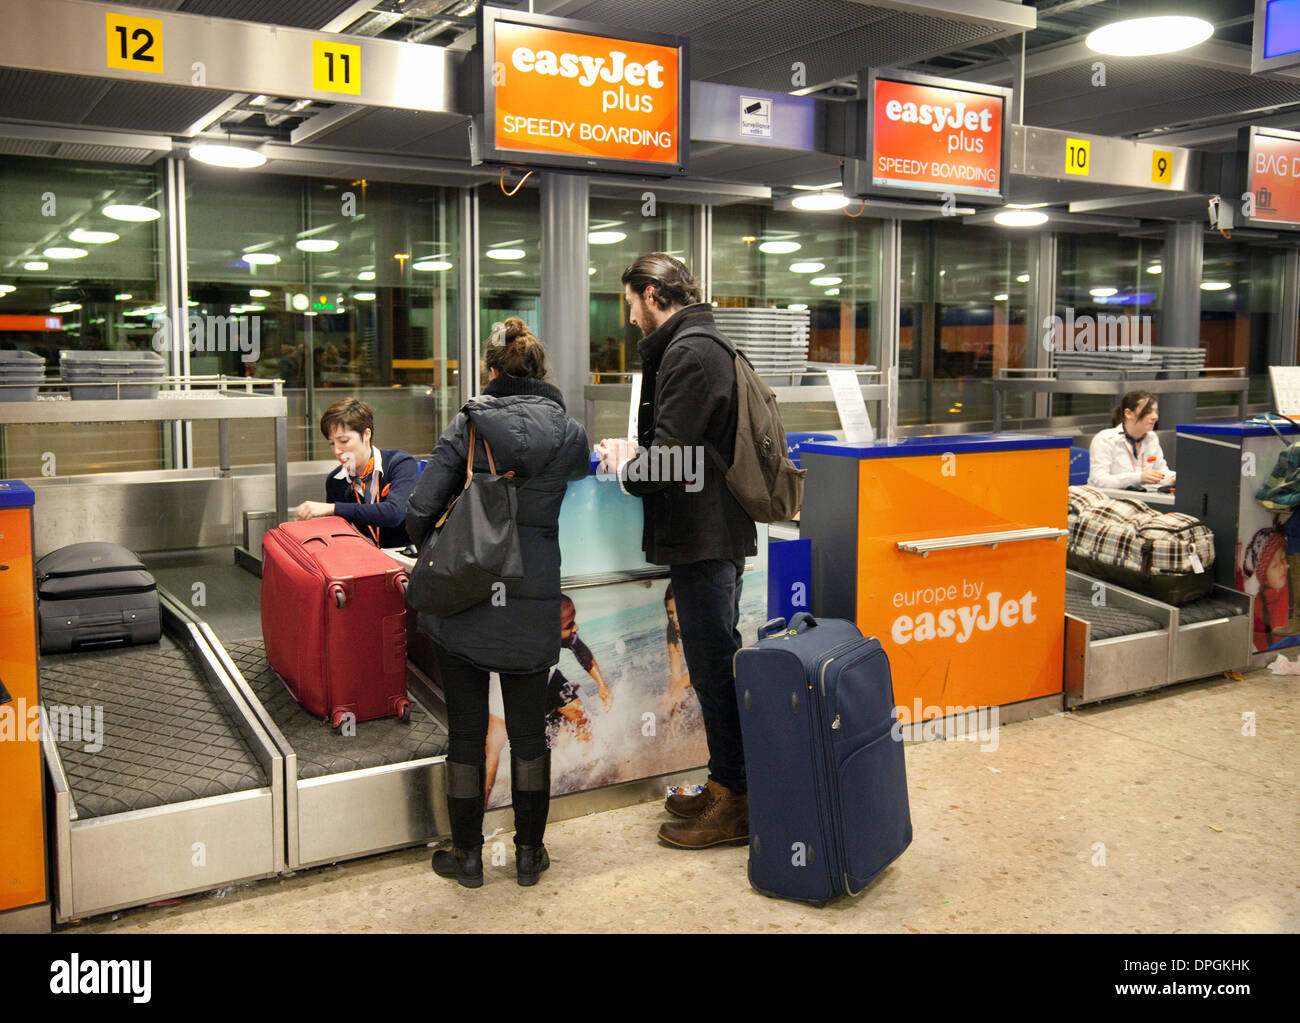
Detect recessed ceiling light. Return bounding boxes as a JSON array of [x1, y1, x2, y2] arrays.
[[243, 252, 280, 265], [69, 228, 119, 244], [1201, 281, 1231, 291], [1147, 264, 1163, 275], [1016, 273, 1031, 283], [292, 293, 309, 311], [114, 292, 132, 301], [357, 270, 376, 281], [24, 261, 49, 271], [758, 241, 801, 254], [1086, 16, 1212, 57], [788, 303, 809, 311], [304, 310, 318, 317], [994, 293, 1009, 301], [994, 210, 1049, 227], [102, 204, 161, 222], [825, 288, 840, 296], [810, 276, 842, 286], [0, 285, 16, 295], [250, 288, 270, 298], [50, 303, 81, 314], [44, 247, 88, 259], [413, 259, 453, 271], [355, 292, 377, 301], [589, 267, 597, 275], [486, 248, 526, 261], [296, 239, 338, 253], [1090, 287, 1118, 297], [588, 231, 626, 245], [791, 192, 849, 211], [790, 262, 825, 273], [190, 144, 266, 169]]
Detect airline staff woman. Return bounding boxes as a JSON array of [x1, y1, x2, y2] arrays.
[[1087, 390, 1175, 490]]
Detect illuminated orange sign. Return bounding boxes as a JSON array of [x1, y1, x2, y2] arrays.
[[871, 77, 1005, 197], [1248, 129, 1300, 225], [485, 13, 684, 173], [0, 316, 61, 331]]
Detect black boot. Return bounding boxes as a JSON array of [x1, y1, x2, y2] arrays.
[[433, 761, 484, 888], [511, 750, 551, 887]]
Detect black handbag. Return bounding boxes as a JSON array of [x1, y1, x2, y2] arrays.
[[407, 422, 524, 618]]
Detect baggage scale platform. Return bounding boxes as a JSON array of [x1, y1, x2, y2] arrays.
[[1063, 570, 1252, 707], [41, 590, 284, 922]]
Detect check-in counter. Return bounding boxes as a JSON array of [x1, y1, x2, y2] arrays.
[[0, 481, 48, 932], [800, 435, 1069, 724]]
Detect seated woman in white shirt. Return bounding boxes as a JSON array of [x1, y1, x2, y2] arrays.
[[1088, 390, 1175, 490]]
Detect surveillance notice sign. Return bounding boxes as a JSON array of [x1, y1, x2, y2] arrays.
[[871, 77, 1005, 197]]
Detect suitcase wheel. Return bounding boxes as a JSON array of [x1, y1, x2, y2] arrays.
[[331, 588, 346, 610], [330, 709, 348, 731], [397, 699, 411, 724]]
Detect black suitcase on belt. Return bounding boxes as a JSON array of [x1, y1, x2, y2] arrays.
[[36, 542, 161, 654], [735, 612, 911, 904]]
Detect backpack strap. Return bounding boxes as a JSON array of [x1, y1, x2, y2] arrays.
[[668, 328, 745, 476]]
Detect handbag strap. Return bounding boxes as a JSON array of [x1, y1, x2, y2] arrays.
[[433, 421, 507, 529]]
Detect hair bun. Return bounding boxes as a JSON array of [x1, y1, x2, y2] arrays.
[[503, 317, 527, 341]]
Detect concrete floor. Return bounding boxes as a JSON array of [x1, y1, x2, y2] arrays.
[[61, 667, 1298, 934]]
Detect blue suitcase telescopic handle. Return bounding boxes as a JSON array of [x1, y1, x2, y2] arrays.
[[758, 613, 819, 640]]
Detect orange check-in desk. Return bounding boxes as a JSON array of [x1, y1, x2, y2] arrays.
[[800, 436, 1069, 720], [0, 480, 48, 931]]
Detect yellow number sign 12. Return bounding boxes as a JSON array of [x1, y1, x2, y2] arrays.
[[105, 12, 163, 73]]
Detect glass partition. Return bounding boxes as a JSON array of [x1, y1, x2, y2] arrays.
[[185, 168, 461, 465], [0, 155, 167, 476]]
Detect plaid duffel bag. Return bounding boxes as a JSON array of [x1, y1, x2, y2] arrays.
[[1067, 486, 1215, 603]]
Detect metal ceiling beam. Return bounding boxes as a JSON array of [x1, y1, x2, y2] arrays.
[[849, 0, 1036, 32], [0, 119, 172, 154]]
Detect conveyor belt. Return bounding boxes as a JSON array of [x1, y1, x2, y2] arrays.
[[1064, 591, 1164, 640], [1176, 595, 1248, 625], [39, 640, 268, 820], [225, 640, 449, 779]]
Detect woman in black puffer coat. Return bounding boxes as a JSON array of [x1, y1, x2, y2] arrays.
[[406, 318, 589, 889]]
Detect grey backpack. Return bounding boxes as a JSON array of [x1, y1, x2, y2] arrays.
[[682, 329, 806, 523]]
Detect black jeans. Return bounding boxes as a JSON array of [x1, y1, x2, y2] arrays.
[[669, 557, 746, 794], [432, 644, 549, 765]]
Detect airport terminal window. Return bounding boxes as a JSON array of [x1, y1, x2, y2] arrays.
[[1200, 241, 1288, 408], [1052, 233, 1163, 419], [185, 168, 461, 466], [899, 220, 1033, 427], [589, 194, 694, 377], [712, 203, 880, 433], [478, 185, 542, 390], [0, 155, 168, 477]]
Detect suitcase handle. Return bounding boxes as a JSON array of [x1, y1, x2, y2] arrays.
[[759, 618, 788, 639], [789, 612, 818, 631]]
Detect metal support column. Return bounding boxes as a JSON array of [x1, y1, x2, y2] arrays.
[[1027, 231, 1057, 422], [458, 186, 480, 410], [693, 203, 712, 302], [1272, 248, 1300, 369], [163, 157, 191, 467], [540, 172, 590, 421], [878, 219, 902, 442], [1162, 220, 1204, 426]]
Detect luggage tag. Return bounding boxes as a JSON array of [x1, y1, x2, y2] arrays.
[[1190, 551, 1204, 574]]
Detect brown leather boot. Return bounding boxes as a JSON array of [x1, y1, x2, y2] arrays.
[[657, 780, 748, 848], [664, 783, 715, 819]]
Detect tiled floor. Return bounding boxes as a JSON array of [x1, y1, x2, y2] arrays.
[[62, 668, 1298, 934]]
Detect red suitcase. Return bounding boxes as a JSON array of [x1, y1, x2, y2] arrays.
[[261, 517, 412, 729]]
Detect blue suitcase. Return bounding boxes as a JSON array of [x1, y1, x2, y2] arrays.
[[735, 612, 911, 904]]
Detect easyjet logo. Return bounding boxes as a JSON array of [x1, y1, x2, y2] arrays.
[[883, 98, 995, 134], [510, 47, 667, 90]]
